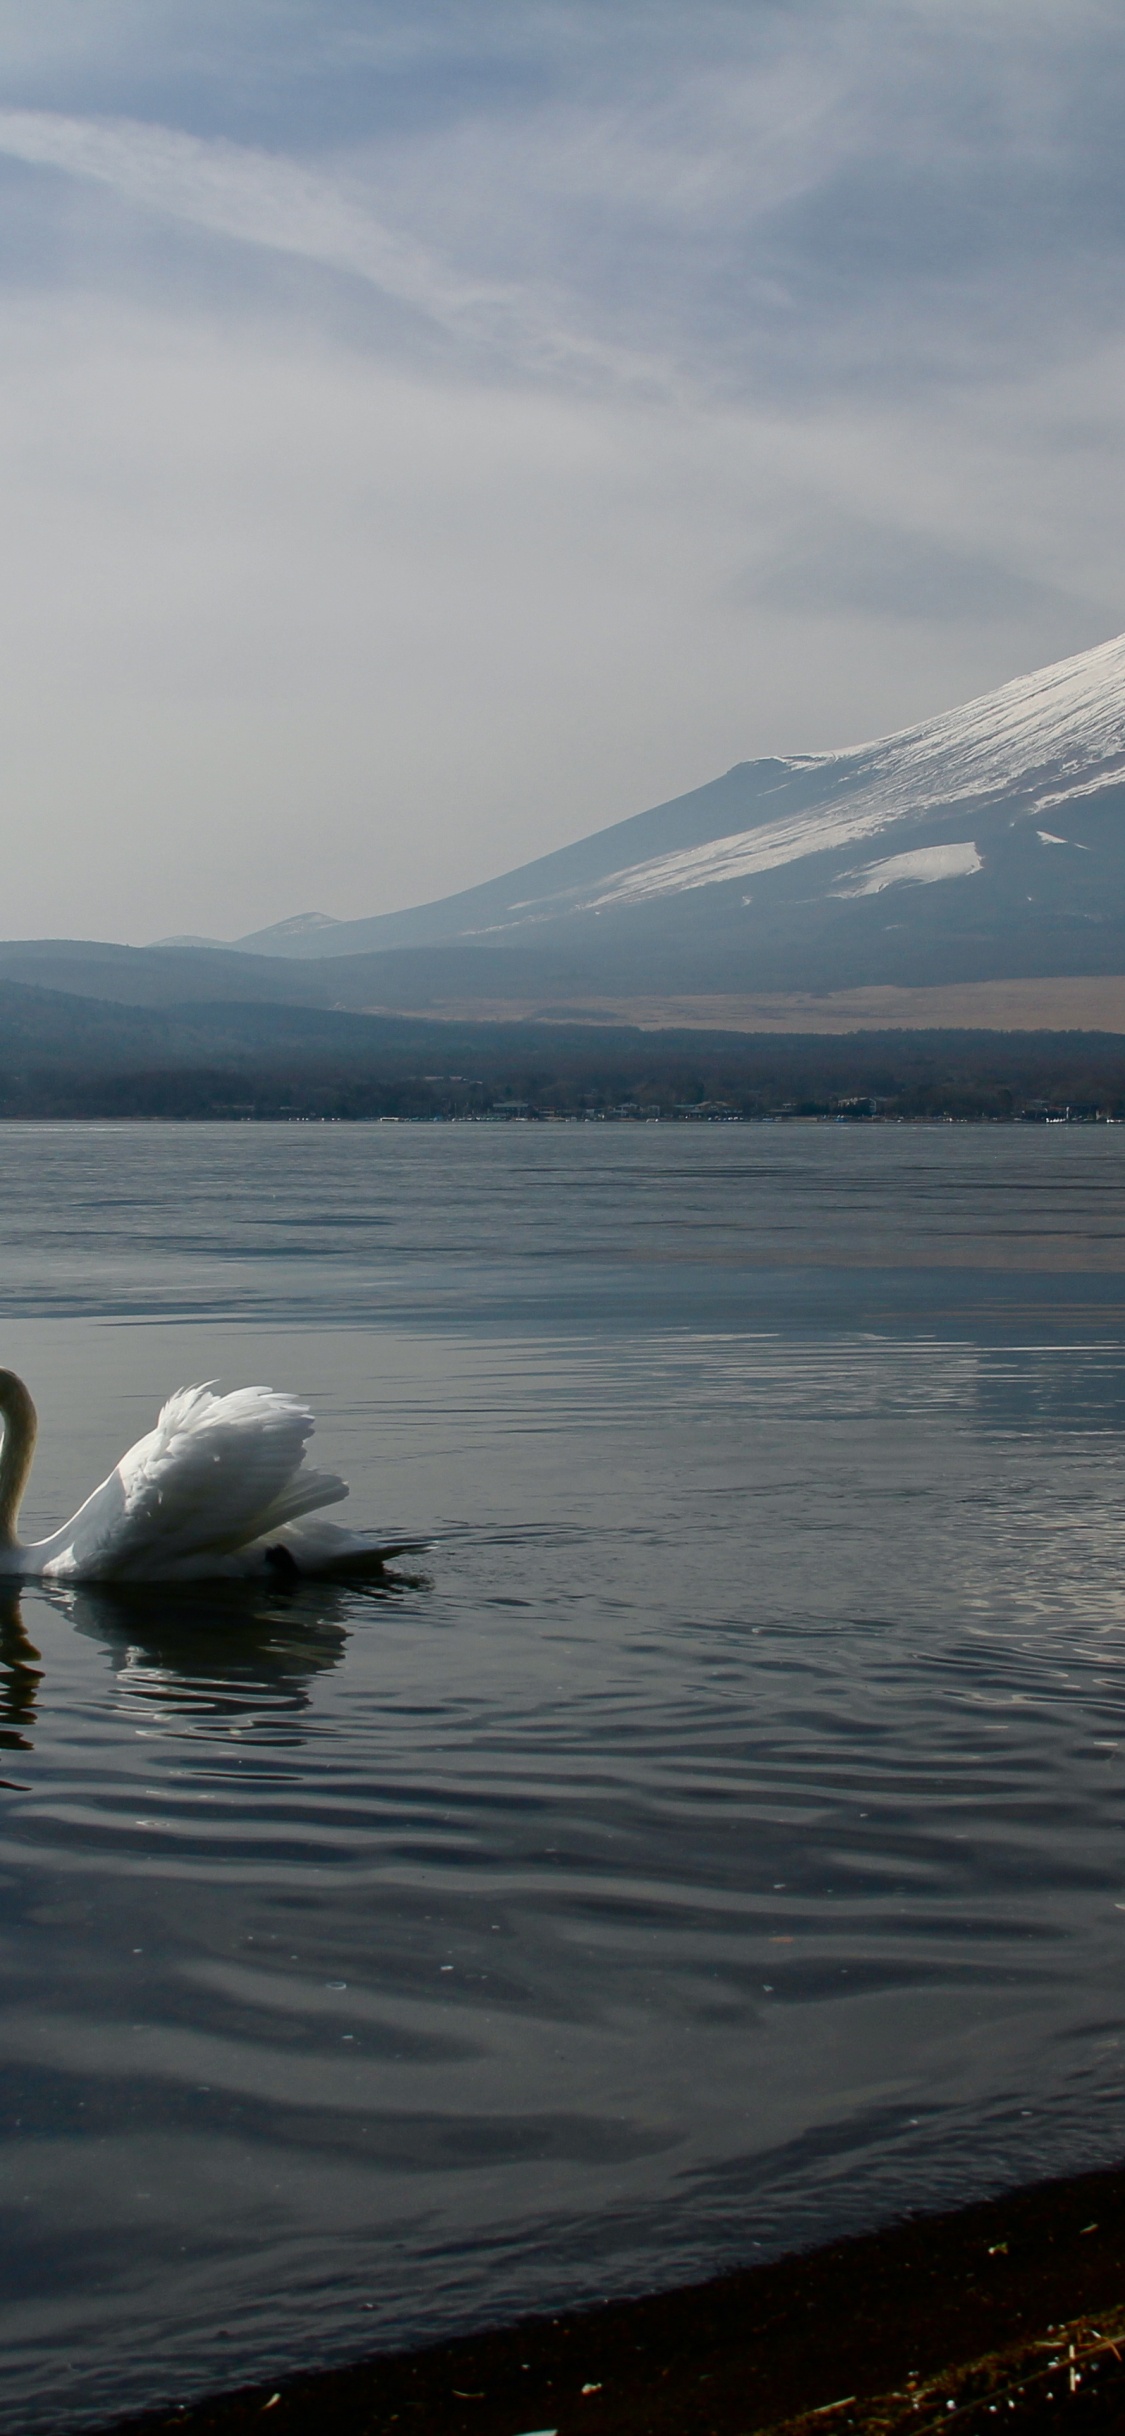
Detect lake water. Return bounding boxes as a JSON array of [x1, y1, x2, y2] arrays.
[[3, 1121, 1125, 2429]]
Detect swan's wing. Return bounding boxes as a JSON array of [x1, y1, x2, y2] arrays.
[[38, 1384, 348, 1581]]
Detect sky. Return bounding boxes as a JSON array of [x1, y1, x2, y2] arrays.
[[0, 1, 1124, 943]]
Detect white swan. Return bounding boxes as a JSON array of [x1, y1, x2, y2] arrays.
[[0, 1370, 419, 1584]]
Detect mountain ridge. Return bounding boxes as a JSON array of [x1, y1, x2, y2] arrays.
[[192, 629, 1125, 1008]]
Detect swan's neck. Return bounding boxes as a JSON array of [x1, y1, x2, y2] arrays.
[[0, 1372, 37, 1549]]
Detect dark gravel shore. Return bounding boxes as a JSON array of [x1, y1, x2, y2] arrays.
[[95, 2160, 1125, 2436]]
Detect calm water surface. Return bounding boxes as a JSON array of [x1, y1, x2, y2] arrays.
[[1, 1124, 1125, 2426]]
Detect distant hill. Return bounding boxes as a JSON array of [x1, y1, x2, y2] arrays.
[[0, 939, 338, 1008], [0, 973, 1124, 1122]]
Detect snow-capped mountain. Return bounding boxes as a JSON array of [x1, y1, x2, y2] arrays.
[[229, 630, 1125, 1002]]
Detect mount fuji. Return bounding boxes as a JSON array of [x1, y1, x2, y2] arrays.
[[216, 630, 1125, 1016]]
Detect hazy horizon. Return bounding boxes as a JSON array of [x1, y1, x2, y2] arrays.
[[0, 1, 1123, 943]]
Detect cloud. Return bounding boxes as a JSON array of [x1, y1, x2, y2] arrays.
[[0, 107, 677, 392], [5, 5, 1125, 403], [0, 110, 467, 310], [2, 8, 1124, 416], [748, 514, 1088, 626], [294, 0, 1125, 398]]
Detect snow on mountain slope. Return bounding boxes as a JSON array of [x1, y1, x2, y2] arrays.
[[579, 632, 1125, 912], [839, 626, 1125, 812], [833, 841, 984, 897]]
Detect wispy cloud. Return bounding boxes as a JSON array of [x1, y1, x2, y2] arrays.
[[0, 107, 677, 391]]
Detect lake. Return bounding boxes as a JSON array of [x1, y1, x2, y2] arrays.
[[2, 1120, 1125, 2429]]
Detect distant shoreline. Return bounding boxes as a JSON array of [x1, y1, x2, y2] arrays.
[[8, 1031, 1125, 1126], [0, 1107, 1123, 1122]]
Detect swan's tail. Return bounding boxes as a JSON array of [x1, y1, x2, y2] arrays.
[[263, 1520, 430, 1578]]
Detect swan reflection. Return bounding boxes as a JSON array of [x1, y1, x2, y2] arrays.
[[0, 1591, 41, 1750], [47, 1577, 408, 1734]]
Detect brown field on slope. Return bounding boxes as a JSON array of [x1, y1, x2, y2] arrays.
[[359, 978, 1125, 1034]]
